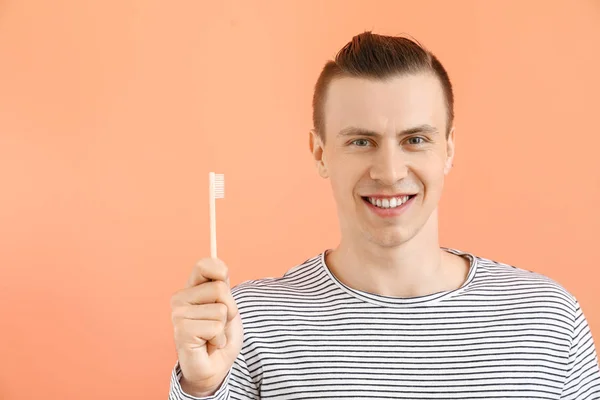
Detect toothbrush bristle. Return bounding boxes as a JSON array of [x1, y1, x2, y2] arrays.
[[214, 174, 225, 198]]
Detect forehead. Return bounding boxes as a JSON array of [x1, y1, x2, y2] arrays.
[[323, 73, 447, 136]]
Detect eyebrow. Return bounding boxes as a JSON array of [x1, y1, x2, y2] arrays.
[[337, 124, 440, 138]]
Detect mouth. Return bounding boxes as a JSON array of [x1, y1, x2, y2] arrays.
[[361, 194, 417, 209]]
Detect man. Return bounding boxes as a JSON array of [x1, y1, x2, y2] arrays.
[[168, 32, 600, 399]]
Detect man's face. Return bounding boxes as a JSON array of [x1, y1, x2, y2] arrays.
[[310, 72, 455, 247]]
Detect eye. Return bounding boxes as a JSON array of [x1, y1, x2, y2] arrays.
[[350, 138, 372, 147], [406, 136, 426, 145]]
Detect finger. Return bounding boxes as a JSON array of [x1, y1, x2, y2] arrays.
[[172, 303, 228, 323], [186, 258, 229, 288], [208, 331, 227, 349], [175, 319, 225, 345], [181, 281, 239, 322]]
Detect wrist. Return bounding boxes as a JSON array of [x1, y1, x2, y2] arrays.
[[180, 377, 218, 398]]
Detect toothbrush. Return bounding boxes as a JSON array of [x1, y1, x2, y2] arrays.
[[209, 172, 225, 258]]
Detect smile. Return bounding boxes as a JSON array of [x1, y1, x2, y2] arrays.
[[363, 195, 414, 209]]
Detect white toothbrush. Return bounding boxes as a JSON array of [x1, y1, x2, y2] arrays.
[[208, 172, 225, 258]]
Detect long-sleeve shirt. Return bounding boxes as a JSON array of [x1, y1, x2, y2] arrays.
[[169, 248, 600, 399]]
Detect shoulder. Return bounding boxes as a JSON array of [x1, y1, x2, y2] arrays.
[[230, 252, 326, 304], [463, 249, 579, 315]]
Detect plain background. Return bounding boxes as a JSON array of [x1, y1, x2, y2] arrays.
[[1, 0, 599, 398]]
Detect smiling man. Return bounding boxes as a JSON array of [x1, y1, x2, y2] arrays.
[[169, 32, 600, 399]]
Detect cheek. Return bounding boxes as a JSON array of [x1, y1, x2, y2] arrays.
[[329, 162, 363, 200], [412, 153, 447, 189]]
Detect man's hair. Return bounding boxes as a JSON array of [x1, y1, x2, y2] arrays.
[[312, 31, 454, 142]]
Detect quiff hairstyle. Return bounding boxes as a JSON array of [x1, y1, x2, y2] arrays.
[[312, 31, 454, 143]]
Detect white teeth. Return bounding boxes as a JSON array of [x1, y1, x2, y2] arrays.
[[367, 195, 412, 209]]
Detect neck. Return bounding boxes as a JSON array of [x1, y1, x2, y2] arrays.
[[327, 209, 455, 298]]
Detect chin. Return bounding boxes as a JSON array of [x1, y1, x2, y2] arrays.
[[364, 228, 413, 248]]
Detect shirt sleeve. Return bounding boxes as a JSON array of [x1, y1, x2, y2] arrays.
[[168, 351, 260, 400], [168, 361, 232, 400], [560, 301, 600, 399]]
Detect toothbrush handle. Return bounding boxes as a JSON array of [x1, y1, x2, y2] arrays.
[[209, 172, 217, 258]]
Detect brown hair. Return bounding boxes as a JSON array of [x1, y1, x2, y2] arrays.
[[312, 31, 454, 142]]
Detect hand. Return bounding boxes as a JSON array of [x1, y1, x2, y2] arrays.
[[170, 258, 243, 396]]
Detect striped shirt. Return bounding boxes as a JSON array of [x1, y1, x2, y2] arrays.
[[169, 248, 600, 399]]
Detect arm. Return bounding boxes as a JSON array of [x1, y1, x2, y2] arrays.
[[169, 362, 231, 400], [169, 352, 260, 400], [560, 301, 600, 399]]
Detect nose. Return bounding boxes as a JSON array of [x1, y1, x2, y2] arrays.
[[369, 140, 408, 186]]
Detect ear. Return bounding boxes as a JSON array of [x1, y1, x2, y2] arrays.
[[444, 126, 456, 175], [309, 129, 329, 178]]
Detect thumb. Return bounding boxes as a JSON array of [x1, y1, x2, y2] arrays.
[[224, 313, 243, 353]]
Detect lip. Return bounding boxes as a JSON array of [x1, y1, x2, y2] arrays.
[[362, 194, 416, 218], [362, 194, 417, 199]]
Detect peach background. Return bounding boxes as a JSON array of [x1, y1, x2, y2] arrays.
[[1, 1, 599, 398]]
